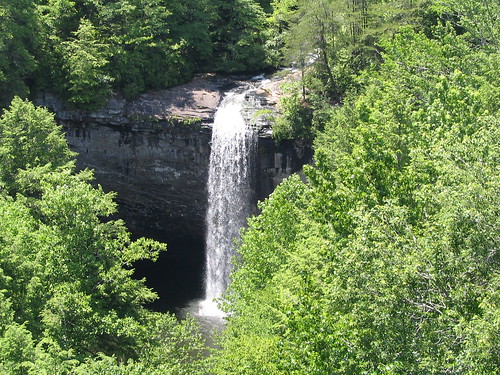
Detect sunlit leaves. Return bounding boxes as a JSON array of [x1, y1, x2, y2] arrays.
[[0, 0, 38, 107], [62, 19, 112, 108], [212, 6, 499, 373], [0, 97, 206, 373], [0, 97, 75, 193]]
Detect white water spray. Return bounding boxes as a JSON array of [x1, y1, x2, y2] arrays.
[[199, 91, 255, 317]]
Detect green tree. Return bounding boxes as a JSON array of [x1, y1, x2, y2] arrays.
[[0, 97, 75, 193], [209, 0, 271, 72], [211, 4, 499, 373], [272, 85, 314, 141], [278, 0, 426, 100], [97, 0, 192, 98], [0, 97, 207, 373], [166, 0, 214, 70], [35, 0, 80, 96], [439, 0, 499, 50], [0, 0, 37, 108], [1, 0, 276, 110], [62, 18, 112, 108]]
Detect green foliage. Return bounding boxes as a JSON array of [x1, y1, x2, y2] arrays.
[[272, 87, 314, 142], [209, 0, 273, 72], [1, 0, 277, 109], [437, 0, 499, 50], [269, 0, 430, 143], [0, 0, 38, 108], [271, 81, 334, 142], [0, 97, 75, 193], [271, 0, 299, 25], [0, 97, 206, 373], [211, 4, 499, 373], [62, 19, 112, 108], [274, 0, 427, 100], [95, 0, 192, 99]]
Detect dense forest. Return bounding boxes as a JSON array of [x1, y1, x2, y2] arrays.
[[1, 0, 499, 374], [212, 0, 500, 372], [0, 0, 276, 109]]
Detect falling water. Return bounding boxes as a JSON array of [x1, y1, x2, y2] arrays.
[[199, 90, 256, 317]]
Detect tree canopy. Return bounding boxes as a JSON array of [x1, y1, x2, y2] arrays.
[[0, 0, 278, 109], [210, 1, 499, 373], [0, 98, 207, 373]]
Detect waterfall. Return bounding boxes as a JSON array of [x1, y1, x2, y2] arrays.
[[200, 90, 255, 317]]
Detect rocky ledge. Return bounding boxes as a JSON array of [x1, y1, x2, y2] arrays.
[[37, 74, 234, 127]]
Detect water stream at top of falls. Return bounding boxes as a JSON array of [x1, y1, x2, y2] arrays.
[[198, 89, 256, 317]]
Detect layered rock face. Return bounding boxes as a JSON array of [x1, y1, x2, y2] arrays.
[[65, 123, 212, 242], [37, 74, 312, 242]]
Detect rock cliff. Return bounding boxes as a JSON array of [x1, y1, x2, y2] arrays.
[[37, 74, 312, 242]]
